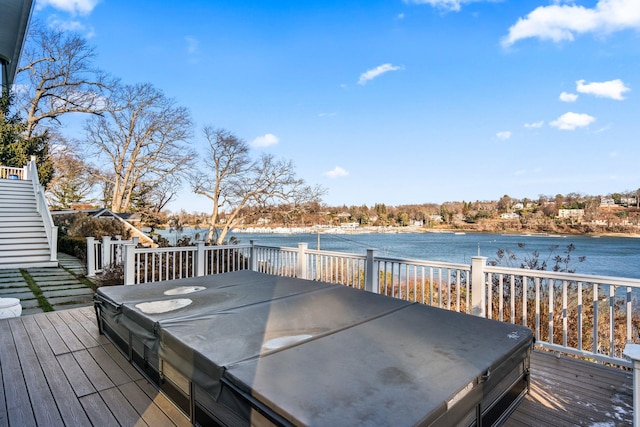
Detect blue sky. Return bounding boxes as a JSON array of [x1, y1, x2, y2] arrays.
[[32, 0, 640, 213]]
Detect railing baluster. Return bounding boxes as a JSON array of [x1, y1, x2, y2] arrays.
[[446, 268, 451, 310], [438, 268, 443, 309], [498, 274, 504, 322], [593, 283, 599, 355], [578, 281, 583, 351], [487, 273, 493, 320], [522, 276, 527, 327], [628, 286, 633, 345], [609, 284, 615, 357], [562, 280, 568, 348], [456, 270, 461, 312], [510, 275, 515, 324], [535, 277, 540, 342], [429, 267, 434, 307], [549, 278, 555, 345]]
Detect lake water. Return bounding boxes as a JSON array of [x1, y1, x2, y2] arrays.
[[156, 228, 640, 280]]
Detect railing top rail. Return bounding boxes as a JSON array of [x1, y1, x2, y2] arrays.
[[484, 264, 640, 287], [132, 243, 253, 255], [253, 244, 297, 252], [305, 248, 367, 260], [375, 255, 471, 271], [204, 243, 252, 250]]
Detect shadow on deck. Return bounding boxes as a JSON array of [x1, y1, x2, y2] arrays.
[[0, 307, 633, 426]]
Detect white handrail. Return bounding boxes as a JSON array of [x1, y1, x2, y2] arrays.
[[26, 156, 58, 262]]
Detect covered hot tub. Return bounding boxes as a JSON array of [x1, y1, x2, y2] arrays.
[[94, 270, 532, 426]]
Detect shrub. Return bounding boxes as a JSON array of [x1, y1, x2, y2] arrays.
[[57, 236, 88, 261], [66, 216, 128, 239]]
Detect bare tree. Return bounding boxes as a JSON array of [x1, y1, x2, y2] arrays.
[[84, 82, 193, 212], [46, 135, 96, 209], [191, 127, 325, 245], [17, 23, 113, 138]]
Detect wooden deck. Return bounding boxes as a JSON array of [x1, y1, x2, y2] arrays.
[[0, 307, 634, 426]]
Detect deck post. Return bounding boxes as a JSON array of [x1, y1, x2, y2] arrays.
[[471, 256, 487, 318], [250, 240, 257, 271], [297, 243, 308, 279], [102, 236, 111, 268], [86, 237, 96, 277], [195, 241, 205, 277], [123, 243, 136, 285], [365, 249, 378, 293], [623, 344, 640, 427]]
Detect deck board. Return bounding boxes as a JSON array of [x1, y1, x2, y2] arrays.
[[0, 307, 634, 426], [0, 321, 36, 427], [504, 350, 633, 426], [8, 317, 65, 426]]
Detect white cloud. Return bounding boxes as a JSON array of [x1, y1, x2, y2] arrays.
[[318, 112, 337, 118], [251, 134, 279, 148], [47, 18, 95, 37], [576, 79, 630, 100], [502, 0, 640, 47], [358, 63, 403, 85], [610, 151, 618, 157], [524, 120, 544, 129], [324, 166, 349, 178], [397, 13, 406, 20], [550, 112, 596, 130], [559, 92, 578, 102], [185, 36, 199, 54], [37, 0, 100, 15], [496, 131, 512, 140], [402, 0, 485, 12]]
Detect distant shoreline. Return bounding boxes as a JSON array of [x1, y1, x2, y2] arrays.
[[226, 225, 640, 239]]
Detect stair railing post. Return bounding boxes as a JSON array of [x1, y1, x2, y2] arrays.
[[86, 237, 96, 277], [297, 243, 308, 279], [365, 249, 378, 293], [50, 226, 58, 262], [471, 256, 487, 318]]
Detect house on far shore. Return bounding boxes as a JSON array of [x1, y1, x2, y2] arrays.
[[51, 207, 155, 247], [558, 209, 585, 221], [500, 212, 519, 220]]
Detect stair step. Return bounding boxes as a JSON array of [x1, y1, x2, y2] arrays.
[[0, 255, 53, 265], [0, 206, 37, 212], [0, 248, 50, 257], [0, 215, 44, 221], [0, 247, 50, 256], [0, 180, 32, 188], [0, 211, 40, 221], [0, 222, 46, 229], [0, 195, 35, 201], [0, 179, 55, 267], [0, 237, 49, 245]]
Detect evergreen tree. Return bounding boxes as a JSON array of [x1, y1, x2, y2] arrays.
[[0, 92, 53, 186]]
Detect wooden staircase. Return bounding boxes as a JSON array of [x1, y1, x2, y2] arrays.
[[0, 178, 57, 269]]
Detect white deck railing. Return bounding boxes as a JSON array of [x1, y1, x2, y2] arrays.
[[98, 238, 639, 367], [0, 165, 27, 180], [86, 236, 139, 276]]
